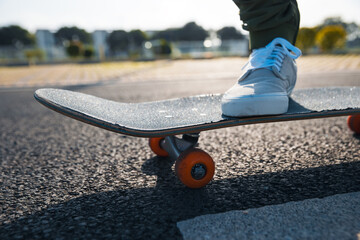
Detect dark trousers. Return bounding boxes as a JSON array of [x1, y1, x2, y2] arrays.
[[233, 0, 300, 50]]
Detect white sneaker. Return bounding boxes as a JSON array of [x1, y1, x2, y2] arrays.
[[221, 37, 302, 117]]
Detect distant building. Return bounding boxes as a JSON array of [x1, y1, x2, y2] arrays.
[[220, 39, 249, 57], [35, 30, 56, 60], [171, 38, 249, 58], [172, 41, 208, 58], [92, 30, 109, 60]]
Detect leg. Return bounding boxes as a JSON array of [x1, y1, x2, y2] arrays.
[[233, 0, 300, 50]]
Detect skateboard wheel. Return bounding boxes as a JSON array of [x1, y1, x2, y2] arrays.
[[175, 149, 215, 188], [149, 137, 169, 157], [347, 115, 360, 134]]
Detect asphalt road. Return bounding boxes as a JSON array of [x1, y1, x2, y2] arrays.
[[1, 66, 360, 239]]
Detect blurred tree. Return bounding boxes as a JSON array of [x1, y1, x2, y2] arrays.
[[55, 27, 91, 45], [321, 17, 347, 28], [66, 40, 83, 58], [346, 22, 359, 36], [177, 22, 208, 41], [316, 25, 346, 52], [319, 17, 358, 36], [24, 49, 45, 65], [0, 25, 35, 47], [152, 22, 208, 42], [217, 27, 244, 40], [319, 17, 360, 50], [153, 39, 172, 56], [107, 30, 129, 54], [128, 30, 148, 48], [83, 46, 94, 59], [296, 27, 317, 54], [152, 28, 178, 42]]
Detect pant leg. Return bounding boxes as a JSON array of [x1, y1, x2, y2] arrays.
[[233, 0, 300, 50]]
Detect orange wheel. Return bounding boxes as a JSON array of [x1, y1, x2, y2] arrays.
[[149, 137, 169, 157], [347, 115, 360, 134], [175, 149, 215, 188]]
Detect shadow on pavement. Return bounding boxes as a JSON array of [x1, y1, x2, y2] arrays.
[[353, 133, 360, 140], [1, 158, 360, 239]]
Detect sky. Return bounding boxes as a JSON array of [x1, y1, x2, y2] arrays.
[[0, 0, 359, 32]]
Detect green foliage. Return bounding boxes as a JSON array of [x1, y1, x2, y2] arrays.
[[315, 17, 360, 52], [177, 22, 208, 41], [55, 27, 91, 45], [128, 30, 148, 48], [0, 25, 35, 47], [296, 27, 317, 54], [24, 48, 45, 64], [316, 25, 346, 52], [83, 46, 94, 59], [321, 17, 347, 30], [217, 27, 244, 40], [153, 39, 172, 56], [66, 41, 83, 58], [107, 29, 148, 56], [153, 22, 208, 42], [319, 17, 360, 37], [107, 30, 129, 53], [152, 28, 178, 42], [160, 39, 172, 55]]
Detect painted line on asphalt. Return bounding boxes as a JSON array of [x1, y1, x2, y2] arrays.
[[177, 192, 360, 240]]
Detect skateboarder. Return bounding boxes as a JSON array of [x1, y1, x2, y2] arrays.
[[221, 0, 302, 117]]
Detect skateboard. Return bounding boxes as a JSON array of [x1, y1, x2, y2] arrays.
[[34, 87, 360, 188]]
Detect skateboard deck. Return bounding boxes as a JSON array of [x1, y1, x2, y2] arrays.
[[34, 87, 360, 138]]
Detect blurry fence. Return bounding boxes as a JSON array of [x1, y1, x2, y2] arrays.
[[170, 39, 249, 59], [0, 46, 66, 65]]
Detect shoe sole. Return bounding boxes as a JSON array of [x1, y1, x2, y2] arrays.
[[221, 94, 289, 117]]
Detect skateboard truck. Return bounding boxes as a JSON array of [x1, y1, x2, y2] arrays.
[[149, 133, 215, 189], [160, 134, 199, 159]]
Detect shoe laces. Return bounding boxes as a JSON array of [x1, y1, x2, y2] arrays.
[[242, 38, 302, 72]]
